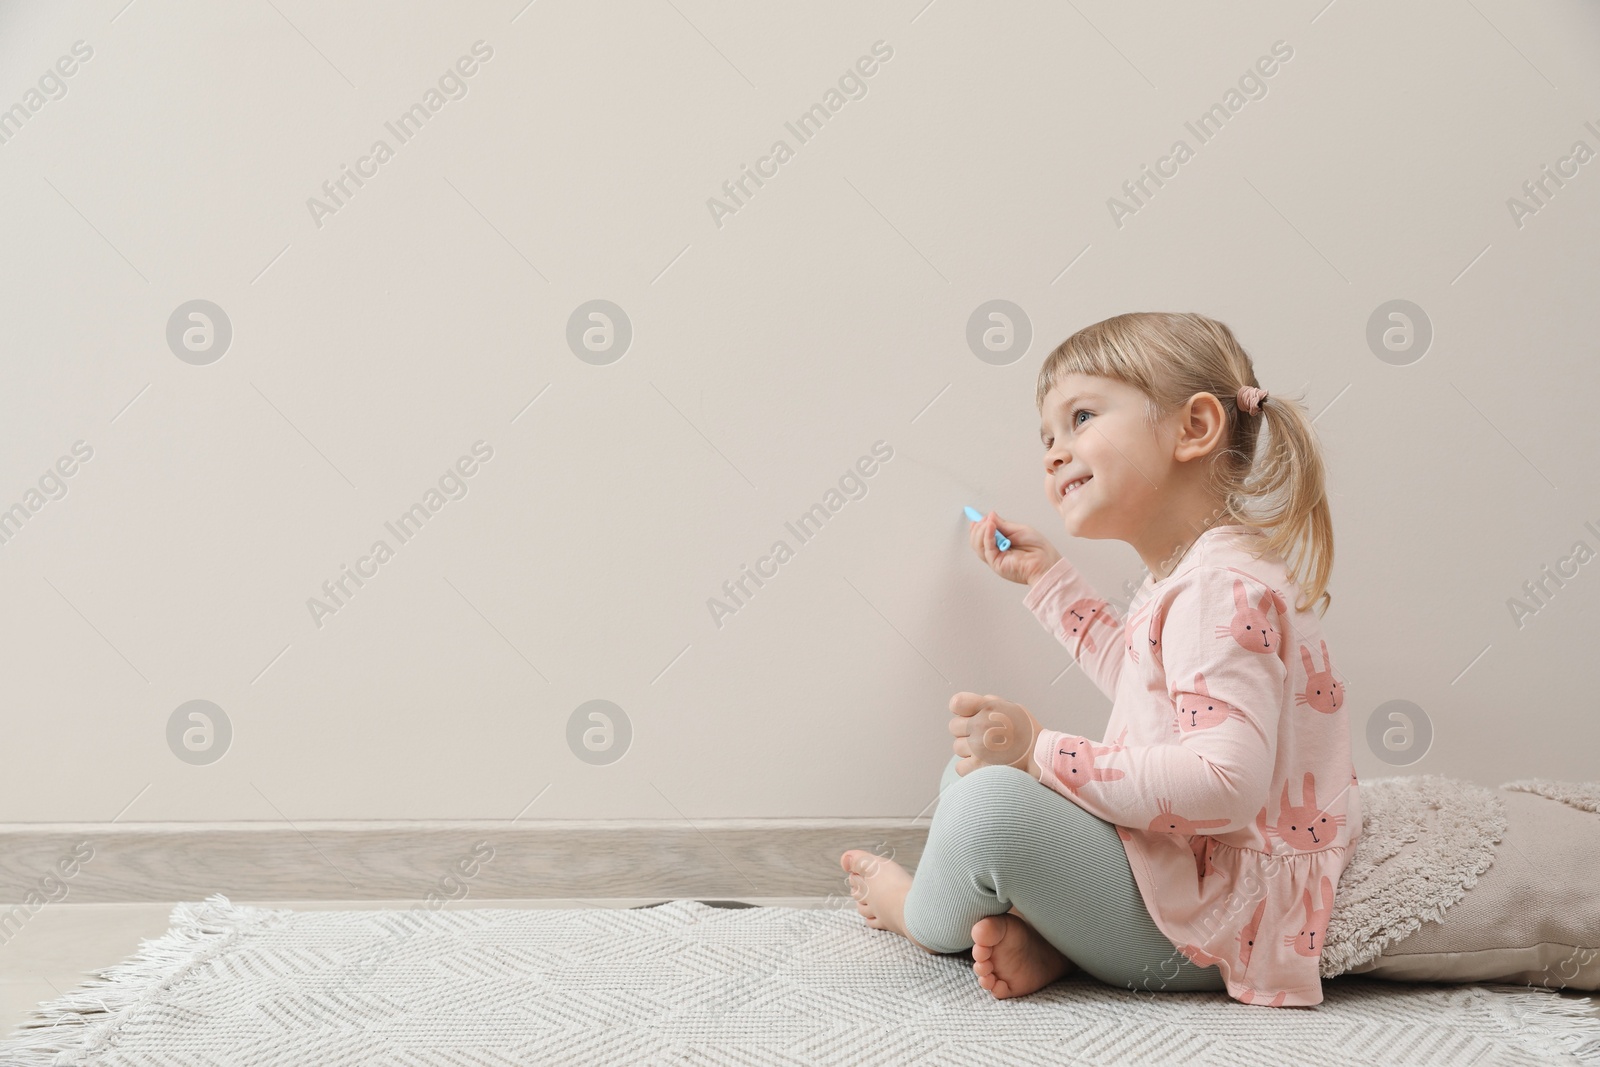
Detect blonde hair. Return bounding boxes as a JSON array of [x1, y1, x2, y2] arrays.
[[1036, 311, 1333, 616]]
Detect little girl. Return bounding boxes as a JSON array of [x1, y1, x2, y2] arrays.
[[841, 311, 1358, 1008]]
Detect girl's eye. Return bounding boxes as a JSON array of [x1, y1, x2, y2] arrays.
[[1044, 410, 1093, 448]]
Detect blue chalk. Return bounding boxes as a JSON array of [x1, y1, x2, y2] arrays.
[[963, 505, 1010, 551]]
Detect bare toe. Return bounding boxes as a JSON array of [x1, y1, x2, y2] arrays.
[[968, 912, 1072, 1000], [839, 849, 935, 952]]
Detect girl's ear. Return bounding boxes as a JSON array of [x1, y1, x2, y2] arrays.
[[1172, 391, 1229, 462]]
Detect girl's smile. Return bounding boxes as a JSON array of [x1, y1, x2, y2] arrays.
[[1059, 474, 1093, 500]]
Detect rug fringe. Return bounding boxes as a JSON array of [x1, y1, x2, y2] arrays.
[[0, 893, 282, 1066], [1474, 985, 1600, 1065]]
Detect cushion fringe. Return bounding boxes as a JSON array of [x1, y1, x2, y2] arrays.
[[1500, 778, 1600, 816]]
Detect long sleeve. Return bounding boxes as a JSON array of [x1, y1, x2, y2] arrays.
[[1021, 556, 1125, 701], [1030, 564, 1286, 834]]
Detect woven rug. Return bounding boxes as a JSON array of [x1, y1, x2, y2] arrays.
[[4, 896, 1598, 1066]]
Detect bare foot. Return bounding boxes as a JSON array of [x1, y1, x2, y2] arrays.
[[840, 850, 936, 953], [970, 911, 1075, 999]]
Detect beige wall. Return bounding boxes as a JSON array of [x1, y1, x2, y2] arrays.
[[1, 1, 1597, 824]]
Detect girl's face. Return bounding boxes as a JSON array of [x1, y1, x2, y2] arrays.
[[1039, 373, 1175, 542]]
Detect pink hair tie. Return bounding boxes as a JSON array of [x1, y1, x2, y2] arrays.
[[1236, 385, 1268, 415]]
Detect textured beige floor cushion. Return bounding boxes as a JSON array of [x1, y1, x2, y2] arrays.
[[1341, 780, 1600, 990]]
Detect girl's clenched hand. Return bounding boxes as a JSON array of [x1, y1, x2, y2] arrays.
[[948, 692, 1043, 778]]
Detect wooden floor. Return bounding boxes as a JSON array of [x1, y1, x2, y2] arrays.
[[3, 900, 1596, 1037]]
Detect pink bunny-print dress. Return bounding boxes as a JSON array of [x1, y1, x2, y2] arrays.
[[1022, 524, 1360, 1007]]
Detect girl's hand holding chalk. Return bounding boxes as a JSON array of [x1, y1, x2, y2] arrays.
[[963, 506, 1010, 550], [963, 507, 1064, 587]]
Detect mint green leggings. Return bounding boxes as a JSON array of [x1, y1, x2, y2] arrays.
[[901, 755, 1227, 993]]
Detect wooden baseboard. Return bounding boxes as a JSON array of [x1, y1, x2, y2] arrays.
[[0, 819, 932, 905]]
